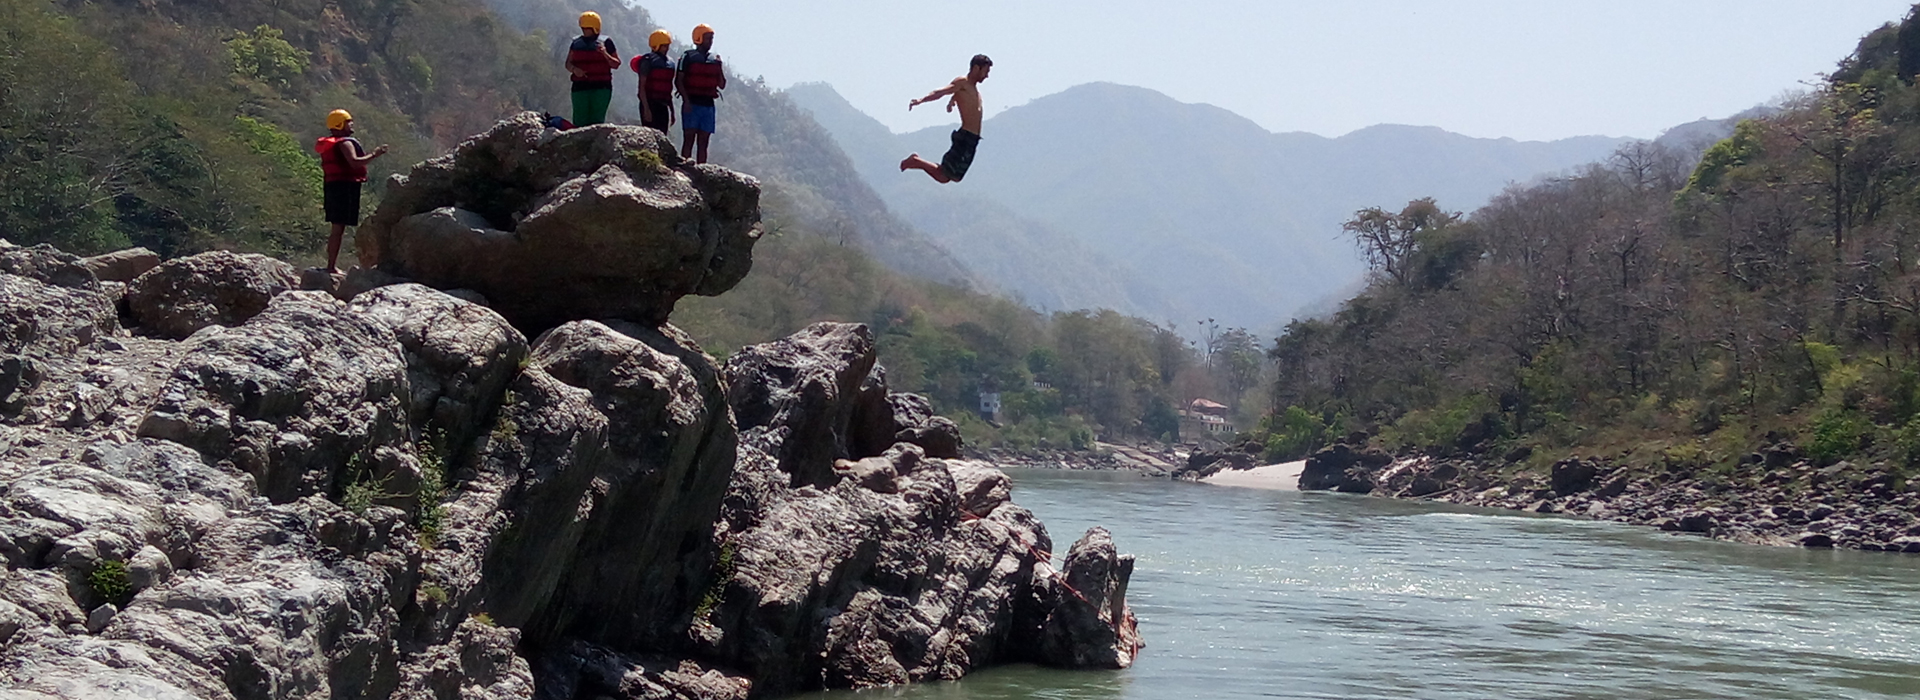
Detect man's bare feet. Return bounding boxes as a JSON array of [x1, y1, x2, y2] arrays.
[[900, 154, 919, 171]]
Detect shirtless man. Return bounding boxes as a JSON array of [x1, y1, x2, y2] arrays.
[[900, 54, 992, 183]]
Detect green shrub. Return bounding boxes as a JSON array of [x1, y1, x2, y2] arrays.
[[1263, 405, 1327, 462], [416, 429, 451, 547], [1806, 407, 1870, 464], [1381, 394, 1496, 452], [88, 559, 133, 606], [227, 25, 309, 89], [341, 453, 399, 516]]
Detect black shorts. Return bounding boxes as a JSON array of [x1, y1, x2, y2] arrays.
[[641, 98, 672, 131], [324, 181, 363, 226], [939, 129, 981, 181]]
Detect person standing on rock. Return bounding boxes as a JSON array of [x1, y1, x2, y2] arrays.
[[900, 54, 992, 184], [567, 11, 621, 127], [632, 29, 676, 133], [676, 23, 726, 164], [315, 109, 388, 273]]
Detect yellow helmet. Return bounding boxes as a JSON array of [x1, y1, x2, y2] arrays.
[[692, 23, 714, 44], [649, 29, 672, 50], [579, 11, 601, 32], [326, 109, 352, 131]]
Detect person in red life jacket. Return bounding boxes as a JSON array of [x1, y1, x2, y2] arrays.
[[901, 54, 992, 184], [566, 11, 620, 126], [676, 23, 725, 164], [315, 109, 388, 273], [631, 29, 676, 133]]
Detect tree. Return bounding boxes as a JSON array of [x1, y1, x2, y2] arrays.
[[1344, 198, 1464, 288]]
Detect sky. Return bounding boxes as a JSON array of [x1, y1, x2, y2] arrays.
[[640, 1, 1914, 142]]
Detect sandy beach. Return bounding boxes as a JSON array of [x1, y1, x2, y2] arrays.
[[1200, 460, 1306, 491]]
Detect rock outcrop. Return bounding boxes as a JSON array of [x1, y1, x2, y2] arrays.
[[700, 322, 1135, 695], [1298, 437, 1920, 554], [0, 117, 1135, 699], [124, 250, 299, 339], [355, 112, 762, 333]]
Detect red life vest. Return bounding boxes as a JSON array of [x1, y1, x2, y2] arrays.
[[631, 54, 676, 100], [314, 136, 367, 183], [569, 36, 616, 83], [683, 57, 724, 98]]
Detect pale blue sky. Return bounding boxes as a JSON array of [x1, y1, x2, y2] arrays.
[[640, 1, 1913, 141]]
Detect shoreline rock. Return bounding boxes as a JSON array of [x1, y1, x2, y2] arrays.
[[1296, 440, 1920, 554]]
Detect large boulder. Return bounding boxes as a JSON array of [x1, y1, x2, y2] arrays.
[[348, 283, 529, 461], [135, 291, 416, 503], [78, 247, 161, 283], [125, 250, 299, 339], [355, 112, 762, 333], [723, 322, 878, 488], [1, 274, 116, 358], [709, 323, 1139, 696], [1038, 528, 1141, 669]]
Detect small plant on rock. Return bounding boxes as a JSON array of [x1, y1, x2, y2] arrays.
[[88, 559, 133, 606], [341, 454, 401, 516], [626, 148, 664, 172], [415, 428, 451, 548], [692, 539, 738, 620]]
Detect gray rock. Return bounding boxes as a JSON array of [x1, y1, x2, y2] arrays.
[[947, 459, 1012, 517], [298, 266, 344, 293], [1, 273, 118, 357], [1037, 527, 1141, 669], [1550, 459, 1599, 496], [534, 640, 750, 700], [350, 283, 529, 460], [125, 250, 299, 339], [78, 247, 160, 283], [84, 604, 116, 634], [336, 265, 408, 300], [724, 322, 878, 488], [0, 239, 99, 290], [137, 291, 415, 503], [355, 113, 763, 332]]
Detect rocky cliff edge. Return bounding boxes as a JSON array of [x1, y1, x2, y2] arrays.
[[0, 117, 1136, 700]]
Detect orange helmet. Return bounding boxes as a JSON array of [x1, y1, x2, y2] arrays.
[[692, 23, 714, 44], [579, 11, 601, 32], [326, 109, 352, 130], [649, 29, 672, 50]]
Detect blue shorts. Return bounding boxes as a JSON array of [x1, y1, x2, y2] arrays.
[[683, 103, 716, 134]]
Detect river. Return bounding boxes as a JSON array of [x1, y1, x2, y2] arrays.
[[791, 468, 1920, 699]]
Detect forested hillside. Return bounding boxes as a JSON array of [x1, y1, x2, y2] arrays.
[[1259, 7, 1920, 480], [1, 0, 558, 260]]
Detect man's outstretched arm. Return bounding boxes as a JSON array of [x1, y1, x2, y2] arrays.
[[909, 80, 961, 110]]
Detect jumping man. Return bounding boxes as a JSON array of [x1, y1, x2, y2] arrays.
[[677, 24, 726, 164], [632, 29, 676, 133], [315, 109, 388, 273], [566, 11, 620, 126], [901, 54, 993, 183]]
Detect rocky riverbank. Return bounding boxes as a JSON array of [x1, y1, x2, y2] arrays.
[[1298, 440, 1920, 554], [976, 443, 1185, 474], [0, 114, 1137, 699]]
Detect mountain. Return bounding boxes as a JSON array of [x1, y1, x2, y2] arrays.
[[790, 82, 1636, 330]]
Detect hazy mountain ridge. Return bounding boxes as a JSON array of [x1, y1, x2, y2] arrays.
[[793, 81, 1637, 330]]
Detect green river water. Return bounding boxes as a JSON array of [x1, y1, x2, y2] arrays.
[[790, 468, 1920, 700]]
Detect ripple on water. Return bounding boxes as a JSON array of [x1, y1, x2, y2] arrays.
[[791, 470, 1920, 700]]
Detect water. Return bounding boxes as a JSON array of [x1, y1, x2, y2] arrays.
[[791, 469, 1920, 699]]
